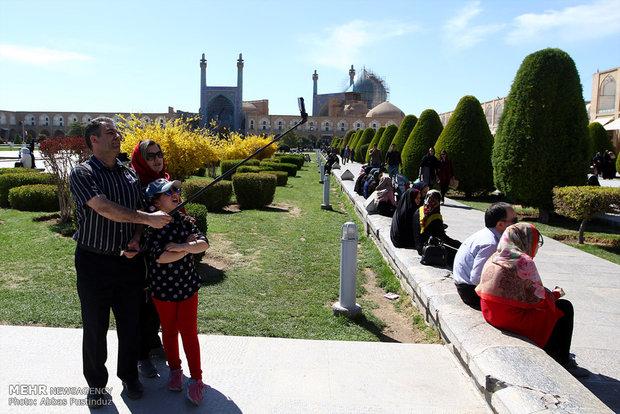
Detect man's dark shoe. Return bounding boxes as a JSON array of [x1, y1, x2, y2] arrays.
[[122, 379, 144, 400], [138, 359, 158, 378], [86, 390, 111, 409], [149, 346, 166, 360]]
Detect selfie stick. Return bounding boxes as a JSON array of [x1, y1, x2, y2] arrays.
[[168, 97, 308, 215]]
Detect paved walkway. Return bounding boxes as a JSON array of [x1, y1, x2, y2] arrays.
[[331, 157, 619, 412], [0, 326, 489, 413]]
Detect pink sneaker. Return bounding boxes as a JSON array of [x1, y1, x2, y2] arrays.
[[186, 379, 207, 405], [168, 369, 183, 391]]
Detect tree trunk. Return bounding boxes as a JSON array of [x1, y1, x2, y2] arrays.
[[578, 219, 587, 244], [538, 208, 549, 224]]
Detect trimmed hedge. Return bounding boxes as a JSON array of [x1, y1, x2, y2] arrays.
[[260, 161, 297, 176], [265, 170, 288, 186], [232, 173, 277, 209], [390, 114, 418, 152], [220, 159, 261, 180], [365, 126, 386, 163], [0, 172, 55, 207], [354, 127, 375, 162], [553, 186, 620, 243], [435, 95, 494, 196], [359, 144, 370, 164], [377, 124, 398, 162], [0, 167, 36, 175], [401, 109, 443, 181], [8, 184, 59, 212], [279, 154, 304, 169], [181, 178, 232, 211], [589, 122, 614, 156], [184, 203, 208, 264], [493, 48, 590, 212], [237, 166, 264, 174]]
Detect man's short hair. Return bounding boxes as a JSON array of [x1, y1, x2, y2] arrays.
[[485, 202, 511, 228], [84, 117, 115, 150]]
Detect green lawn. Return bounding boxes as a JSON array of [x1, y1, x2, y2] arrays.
[[450, 192, 620, 265], [0, 160, 438, 342]]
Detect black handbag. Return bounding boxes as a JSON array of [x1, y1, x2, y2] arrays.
[[420, 244, 447, 266]]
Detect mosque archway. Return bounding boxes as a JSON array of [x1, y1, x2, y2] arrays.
[[207, 95, 235, 130]]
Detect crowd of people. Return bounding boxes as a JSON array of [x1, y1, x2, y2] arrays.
[[326, 142, 590, 379]]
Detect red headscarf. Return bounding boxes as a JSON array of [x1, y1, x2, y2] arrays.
[[130, 141, 170, 186]]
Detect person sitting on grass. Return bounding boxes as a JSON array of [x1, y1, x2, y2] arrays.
[[476, 222, 588, 378], [144, 178, 210, 405]]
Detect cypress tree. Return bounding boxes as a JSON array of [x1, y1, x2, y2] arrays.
[[492, 48, 590, 221], [378, 124, 398, 161], [401, 109, 443, 180], [354, 127, 376, 162], [435, 95, 494, 196], [365, 126, 386, 163], [390, 115, 418, 152], [589, 122, 614, 155], [342, 130, 355, 149], [348, 129, 363, 153]]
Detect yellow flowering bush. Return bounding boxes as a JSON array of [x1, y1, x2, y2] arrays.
[[218, 132, 277, 161], [118, 115, 219, 179]]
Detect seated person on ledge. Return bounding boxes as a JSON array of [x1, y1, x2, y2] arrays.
[[412, 190, 461, 265], [452, 202, 516, 310], [476, 222, 588, 378]]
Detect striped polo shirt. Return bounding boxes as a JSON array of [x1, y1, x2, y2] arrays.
[[70, 155, 146, 253]]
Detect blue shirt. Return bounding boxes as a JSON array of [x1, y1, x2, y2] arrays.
[[452, 227, 500, 286]]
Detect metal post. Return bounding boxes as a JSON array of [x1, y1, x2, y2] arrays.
[[321, 173, 332, 210], [333, 222, 362, 317], [319, 161, 324, 184]]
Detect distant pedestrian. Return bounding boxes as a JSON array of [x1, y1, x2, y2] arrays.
[[438, 150, 452, 203], [385, 143, 402, 178], [419, 147, 440, 188], [369, 143, 382, 169]]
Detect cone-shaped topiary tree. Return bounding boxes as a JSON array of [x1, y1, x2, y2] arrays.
[[493, 48, 590, 222], [348, 129, 363, 154], [589, 122, 614, 155], [401, 109, 443, 180], [355, 127, 376, 162], [342, 130, 355, 149], [378, 124, 398, 161], [390, 115, 417, 152], [366, 126, 386, 163], [435, 95, 493, 196]]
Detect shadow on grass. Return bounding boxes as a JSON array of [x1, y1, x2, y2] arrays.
[[345, 313, 401, 343], [197, 262, 227, 286], [48, 221, 75, 237]]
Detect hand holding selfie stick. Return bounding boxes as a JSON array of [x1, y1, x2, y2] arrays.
[[168, 98, 308, 215]]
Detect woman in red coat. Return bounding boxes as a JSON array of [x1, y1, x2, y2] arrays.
[[476, 222, 587, 377], [438, 150, 452, 204]]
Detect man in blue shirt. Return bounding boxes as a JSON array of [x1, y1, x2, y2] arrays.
[[452, 202, 517, 310]]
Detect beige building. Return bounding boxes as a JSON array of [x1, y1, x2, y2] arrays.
[[589, 66, 619, 152]]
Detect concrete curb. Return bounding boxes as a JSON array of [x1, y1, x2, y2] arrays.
[[327, 155, 612, 414]]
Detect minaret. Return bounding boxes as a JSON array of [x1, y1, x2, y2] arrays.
[[200, 53, 207, 127], [312, 70, 319, 116], [349, 65, 355, 87], [236, 53, 244, 132]]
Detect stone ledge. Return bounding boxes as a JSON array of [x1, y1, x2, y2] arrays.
[[330, 162, 612, 414]]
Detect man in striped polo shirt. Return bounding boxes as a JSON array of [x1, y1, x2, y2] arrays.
[[70, 117, 171, 408]]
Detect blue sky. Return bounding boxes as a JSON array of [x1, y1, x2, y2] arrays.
[[0, 0, 619, 117]]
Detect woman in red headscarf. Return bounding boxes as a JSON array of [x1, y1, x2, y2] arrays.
[[476, 222, 587, 377], [131, 139, 169, 186]]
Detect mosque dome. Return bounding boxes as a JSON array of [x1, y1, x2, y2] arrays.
[[366, 101, 404, 118], [350, 69, 388, 109]]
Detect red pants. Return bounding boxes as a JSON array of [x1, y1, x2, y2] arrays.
[[153, 293, 202, 380]]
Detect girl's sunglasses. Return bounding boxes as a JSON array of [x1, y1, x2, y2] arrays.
[[146, 151, 164, 161], [164, 188, 180, 196]]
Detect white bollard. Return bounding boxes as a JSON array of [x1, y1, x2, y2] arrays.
[[321, 173, 332, 210], [319, 162, 325, 184], [333, 222, 362, 317]]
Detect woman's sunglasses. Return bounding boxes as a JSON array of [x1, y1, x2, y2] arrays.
[[146, 150, 164, 161]]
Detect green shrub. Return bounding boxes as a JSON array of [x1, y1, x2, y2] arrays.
[[589, 122, 614, 156], [401, 109, 443, 181], [260, 161, 297, 177], [390, 115, 418, 152], [617, 154, 620, 174], [359, 144, 370, 164], [435, 96, 494, 196], [220, 159, 261, 180], [181, 178, 232, 211], [232, 173, 277, 209], [237, 165, 263, 174], [553, 186, 620, 243], [342, 130, 355, 149], [184, 203, 208, 264], [365, 126, 386, 163], [279, 154, 304, 169], [0, 167, 36, 175], [8, 184, 59, 212], [265, 170, 288, 186], [354, 127, 375, 162], [278, 144, 291, 152], [493, 48, 590, 218], [0, 172, 55, 207], [348, 129, 363, 153], [377, 124, 398, 162]]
